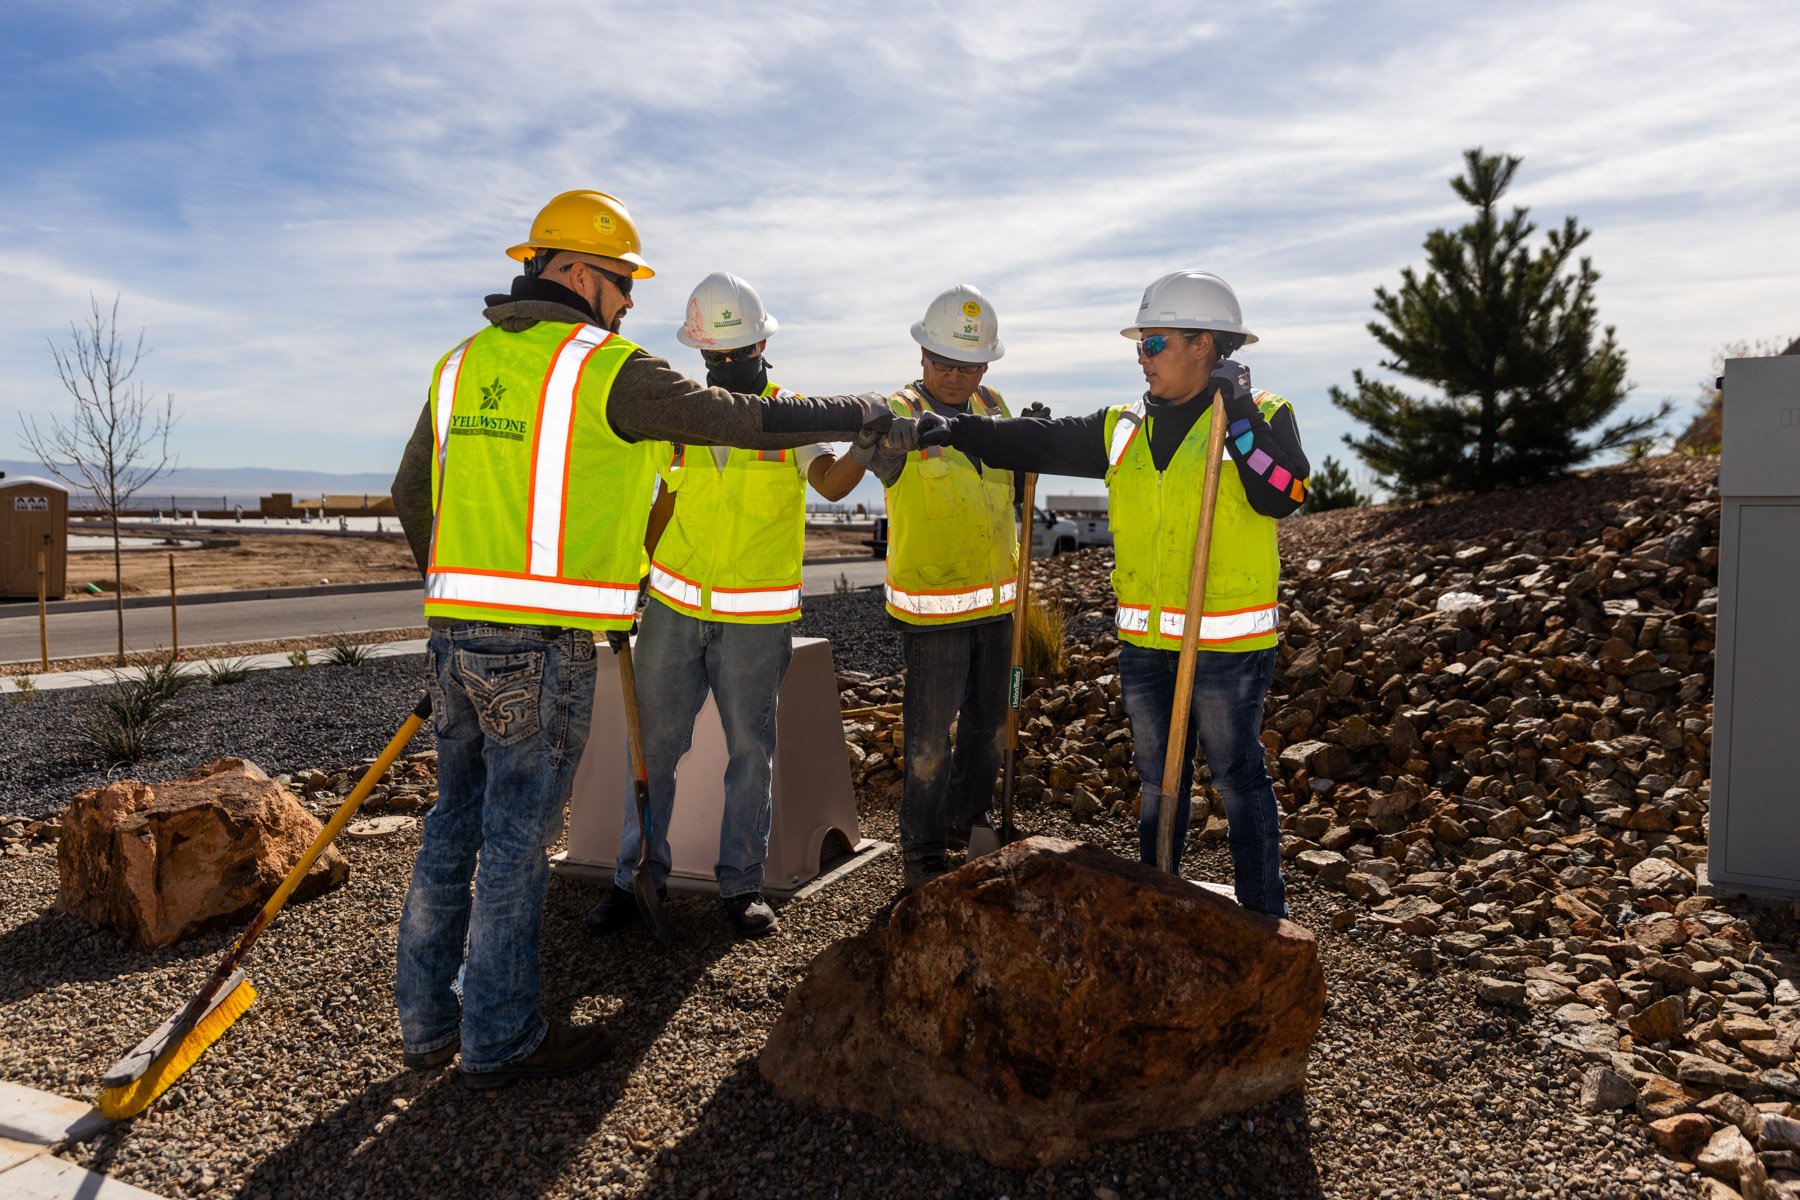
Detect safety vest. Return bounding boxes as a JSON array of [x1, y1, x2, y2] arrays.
[[647, 381, 810, 624], [1103, 391, 1292, 652], [424, 322, 663, 632], [882, 385, 1018, 625]]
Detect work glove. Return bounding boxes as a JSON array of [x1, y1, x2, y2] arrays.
[[848, 408, 894, 466], [1018, 402, 1052, 420], [1209, 359, 1254, 407], [916, 410, 955, 448], [879, 416, 919, 455]]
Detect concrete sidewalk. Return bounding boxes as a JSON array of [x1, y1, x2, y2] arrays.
[[0, 1081, 167, 1199]]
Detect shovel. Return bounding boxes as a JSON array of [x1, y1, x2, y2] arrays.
[[607, 630, 675, 948], [970, 471, 1039, 858], [1155, 386, 1230, 875]]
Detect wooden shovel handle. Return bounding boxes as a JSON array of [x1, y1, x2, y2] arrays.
[[1155, 390, 1229, 874]]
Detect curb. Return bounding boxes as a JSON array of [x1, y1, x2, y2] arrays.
[[1, 639, 429, 693]]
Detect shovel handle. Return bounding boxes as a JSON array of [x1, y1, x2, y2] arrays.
[[1155, 392, 1229, 874]]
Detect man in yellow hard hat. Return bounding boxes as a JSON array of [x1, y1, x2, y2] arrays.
[[899, 271, 1309, 917], [389, 190, 892, 1088], [585, 271, 876, 940], [869, 284, 1019, 893]]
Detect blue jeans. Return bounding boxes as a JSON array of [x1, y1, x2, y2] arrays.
[[898, 617, 1010, 861], [396, 624, 597, 1073], [613, 600, 793, 899], [1118, 643, 1286, 918]]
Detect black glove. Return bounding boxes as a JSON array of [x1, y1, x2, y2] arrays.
[[1019, 402, 1052, 420], [916, 411, 955, 448], [1209, 359, 1254, 406]]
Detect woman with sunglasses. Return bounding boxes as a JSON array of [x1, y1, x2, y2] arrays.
[[903, 271, 1308, 918]]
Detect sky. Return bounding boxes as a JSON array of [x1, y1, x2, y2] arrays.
[[1, 0, 1796, 508]]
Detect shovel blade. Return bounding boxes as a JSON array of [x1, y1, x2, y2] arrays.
[[966, 823, 1001, 858], [634, 872, 674, 948]]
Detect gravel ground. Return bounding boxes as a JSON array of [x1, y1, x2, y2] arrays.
[[2, 796, 1700, 1198], [0, 583, 1711, 1197]]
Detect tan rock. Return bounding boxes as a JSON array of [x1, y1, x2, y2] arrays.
[[759, 837, 1324, 1170], [1697, 1124, 1758, 1183], [1637, 1073, 1696, 1121], [58, 758, 348, 948], [1647, 1112, 1713, 1156], [1629, 994, 1688, 1044]]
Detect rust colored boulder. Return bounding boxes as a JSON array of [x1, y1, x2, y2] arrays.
[[760, 836, 1324, 1169], [57, 758, 349, 948]]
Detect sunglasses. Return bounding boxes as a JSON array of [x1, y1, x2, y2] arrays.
[[558, 258, 634, 298], [700, 345, 762, 365], [1135, 332, 1203, 358], [923, 350, 983, 375]]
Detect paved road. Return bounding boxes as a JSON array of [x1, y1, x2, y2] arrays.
[[0, 558, 888, 664]]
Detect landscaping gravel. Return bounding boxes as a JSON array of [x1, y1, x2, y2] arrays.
[[0, 795, 1702, 1199]]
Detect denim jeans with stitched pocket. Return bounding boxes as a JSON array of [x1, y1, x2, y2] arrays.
[[1118, 642, 1286, 918], [613, 600, 793, 899], [898, 617, 1011, 862], [396, 623, 596, 1073]]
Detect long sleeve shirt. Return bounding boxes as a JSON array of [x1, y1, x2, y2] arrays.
[[941, 382, 1310, 519]]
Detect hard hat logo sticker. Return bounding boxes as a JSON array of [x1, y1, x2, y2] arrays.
[[594, 214, 614, 233], [962, 301, 982, 319], [715, 307, 742, 329]]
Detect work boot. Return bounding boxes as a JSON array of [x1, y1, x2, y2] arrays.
[[722, 892, 779, 938], [401, 1038, 458, 1070], [584, 883, 666, 936], [460, 1019, 613, 1090], [901, 855, 949, 895]]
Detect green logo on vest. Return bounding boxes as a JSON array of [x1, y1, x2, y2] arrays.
[[480, 378, 505, 410], [452, 378, 526, 440]]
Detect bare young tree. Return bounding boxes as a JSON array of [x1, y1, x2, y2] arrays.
[[19, 295, 179, 665]]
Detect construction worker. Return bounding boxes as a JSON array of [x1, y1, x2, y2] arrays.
[[868, 285, 1017, 893], [584, 273, 882, 939], [389, 191, 892, 1088], [902, 271, 1308, 917]]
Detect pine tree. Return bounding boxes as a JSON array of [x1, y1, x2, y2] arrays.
[[1298, 455, 1367, 513], [1330, 148, 1665, 499]]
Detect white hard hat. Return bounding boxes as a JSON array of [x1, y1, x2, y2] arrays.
[[676, 271, 778, 351], [1120, 270, 1258, 345], [911, 284, 1004, 363]]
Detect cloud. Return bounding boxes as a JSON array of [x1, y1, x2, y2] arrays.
[[0, 0, 1794, 505]]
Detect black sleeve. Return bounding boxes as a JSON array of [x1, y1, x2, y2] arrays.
[[606, 353, 866, 447], [946, 410, 1111, 480], [1222, 392, 1310, 519], [391, 401, 434, 576]]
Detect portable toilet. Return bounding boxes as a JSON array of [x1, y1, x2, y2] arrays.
[[0, 475, 69, 599]]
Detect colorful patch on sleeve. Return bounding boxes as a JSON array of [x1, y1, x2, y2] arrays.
[[1247, 448, 1273, 474], [1269, 465, 1291, 490], [1235, 432, 1256, 455]]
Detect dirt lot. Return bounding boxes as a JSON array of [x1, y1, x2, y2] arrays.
[[59, 521, 880, 602], [66, 533, 418, 597]]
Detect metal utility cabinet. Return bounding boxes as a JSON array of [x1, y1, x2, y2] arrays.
[[0, 475, 68, 600], [1706, 355, 1800, 898]]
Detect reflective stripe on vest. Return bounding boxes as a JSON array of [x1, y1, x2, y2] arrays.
[[426, 569, 638, 619], [884, 576, 1017, 618], [432, 336, 475, 507], [1114, 601, 1279, 644], [527, 326, 613, 577], [1107, 398, 1237, 468]]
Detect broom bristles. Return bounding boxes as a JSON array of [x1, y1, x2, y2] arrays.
[[96, 978, 257, 1120]]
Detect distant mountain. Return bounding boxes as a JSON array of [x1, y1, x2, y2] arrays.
[[0, 460, 393, 495]]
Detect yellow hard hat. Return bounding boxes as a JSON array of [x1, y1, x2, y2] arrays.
[[506, 190, 654, 279]]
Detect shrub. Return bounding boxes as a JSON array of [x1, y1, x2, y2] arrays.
[[204, 657, 254, 686], [323, 636, 372, 667], [80, 664, 190, 767], [288, 649, 312, 670], [1023, 599, 1065, 678]]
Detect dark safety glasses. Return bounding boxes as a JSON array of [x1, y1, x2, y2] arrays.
[[700, 344, 762, 364]]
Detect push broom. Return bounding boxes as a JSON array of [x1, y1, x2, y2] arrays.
[[98, 693, 432, 1119], [1156, 386, 1230, 875]]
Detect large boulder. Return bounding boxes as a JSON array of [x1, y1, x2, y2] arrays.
[[58, 758, 349, 948], [760, 837, 1324, 1169]]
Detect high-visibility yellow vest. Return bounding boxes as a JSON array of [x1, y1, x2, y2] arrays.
[[1103, 391, 1293, 652], [424, 322, 663, 631], [882, 385, 1017, 625], [647, 381, 810, 624]]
